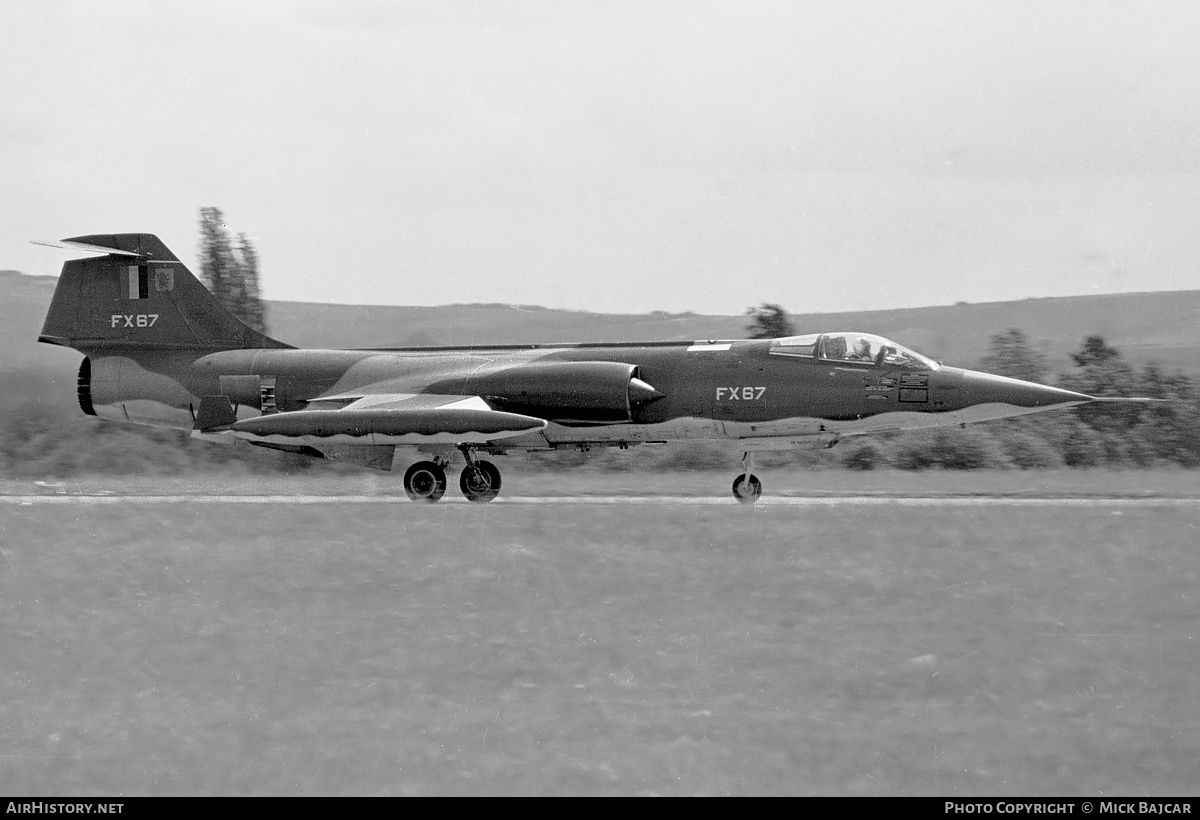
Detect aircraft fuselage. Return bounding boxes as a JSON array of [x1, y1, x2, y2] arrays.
[[77, 337, 1090, 453]]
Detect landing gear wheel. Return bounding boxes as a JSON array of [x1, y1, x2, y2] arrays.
[[460, 460, 501, 503], [732, 473, 762, 504], [403, 461, 447, 503]]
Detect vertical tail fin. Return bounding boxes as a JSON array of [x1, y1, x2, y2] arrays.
[[37, 233, 290, 351]]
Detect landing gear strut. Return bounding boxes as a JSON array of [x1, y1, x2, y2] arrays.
[[732, 452, 762, 504], [459, 448, 502, 503], [403, 460, 447, 503]]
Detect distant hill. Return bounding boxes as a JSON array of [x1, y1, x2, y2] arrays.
[[269, 292, 1200, 377], [3, 269, 1198, 394]]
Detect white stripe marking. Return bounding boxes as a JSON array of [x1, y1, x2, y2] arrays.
[[1, 496, 1196, 507]]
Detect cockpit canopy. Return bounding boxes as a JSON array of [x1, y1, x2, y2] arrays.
[[769, 332, 939, 370]]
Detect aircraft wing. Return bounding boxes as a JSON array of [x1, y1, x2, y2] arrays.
[[213, 392, 548, 446], [308, 392, 497, 413]]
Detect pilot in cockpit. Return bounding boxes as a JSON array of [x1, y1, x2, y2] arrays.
[[849, 337, 873, 361], [823, 335, 848, 359]]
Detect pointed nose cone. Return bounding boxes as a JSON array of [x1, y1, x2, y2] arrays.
[[629, 377, 665, 403], [955, 369, 1093, 408]]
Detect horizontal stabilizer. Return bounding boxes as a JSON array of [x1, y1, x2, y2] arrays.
[[228, 407, 548, 446], [32, 238, 144, 257]]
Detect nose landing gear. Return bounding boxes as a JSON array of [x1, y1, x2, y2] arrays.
[[732, 452, 762, 504], [732, 473, 762, 504]]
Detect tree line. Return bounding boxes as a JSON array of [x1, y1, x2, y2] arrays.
[[1, 291, 1196, 478], [4, 324, 1195, 478]]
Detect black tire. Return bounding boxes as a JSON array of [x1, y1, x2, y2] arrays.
[[460, 460, 501, 503], [731, 473, 762, 504], [403, 461, 447, 503]]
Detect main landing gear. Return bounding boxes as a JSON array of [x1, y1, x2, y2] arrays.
[[403, 460, 447, 503], [402, 450, 502, 503], [459, 457, 501, 503], [732, 452, 762, 505]]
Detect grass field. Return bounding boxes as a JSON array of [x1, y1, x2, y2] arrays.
[[6, 467, 1200, 500], [1, 474, 1198, 795]]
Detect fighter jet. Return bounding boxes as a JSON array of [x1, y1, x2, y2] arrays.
[[36, 233, 1111, 503]]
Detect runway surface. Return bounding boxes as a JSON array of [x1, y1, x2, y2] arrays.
[[2, 494, 1198, 506], [3, 485, 1198, 795]]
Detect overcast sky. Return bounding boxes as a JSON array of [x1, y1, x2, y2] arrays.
[[3, 0, 1199, 315]]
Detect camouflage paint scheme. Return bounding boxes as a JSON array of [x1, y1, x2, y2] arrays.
[[38, 234, 1099, 502]]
